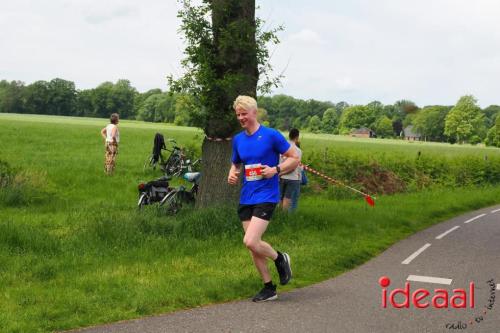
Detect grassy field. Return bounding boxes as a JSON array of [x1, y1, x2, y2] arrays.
[[302, 133, 500, 158], [3, 113, 499, 160], [1, 113, 500, 332]]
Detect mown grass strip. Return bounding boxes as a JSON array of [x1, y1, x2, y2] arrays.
[[0, 187, 499, 332]]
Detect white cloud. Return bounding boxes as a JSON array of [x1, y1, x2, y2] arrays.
[[0, 0, 184, 91], [289, 29, 326, 45], [263, 0, 500, 106], [1, 0, 500, 106], [84, 6, 137, 24], [335, 77, 353, 90]]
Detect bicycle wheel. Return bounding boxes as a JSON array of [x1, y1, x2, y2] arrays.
[[138, 193, 148, 209], [143, 155, 156, 171], [159, 190, 182, 213], [164, 156, 182, 177], [171, 162, 183, 177]]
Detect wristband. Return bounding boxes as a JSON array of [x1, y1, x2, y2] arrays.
[[275, 165, 281, 174]]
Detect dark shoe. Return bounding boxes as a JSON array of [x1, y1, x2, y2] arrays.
[[252, 286, 278, 302], [275, 252, 292, 285]]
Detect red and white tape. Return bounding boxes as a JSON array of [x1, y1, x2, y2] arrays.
[[301, 164, 376, 207]]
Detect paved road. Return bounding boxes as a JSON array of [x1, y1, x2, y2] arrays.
[[71, 205, 500, 333]]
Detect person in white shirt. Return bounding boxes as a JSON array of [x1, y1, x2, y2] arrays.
[[100, 113, 120, 175], [279, 128, 303, 212]]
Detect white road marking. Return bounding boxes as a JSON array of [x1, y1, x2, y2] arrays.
[[497, 284, 500, 290], [436, 226, 460, 240], [402, 243, 431, 265], [464, 213, 486, 224], [491, 209, 500, 214], [407, 275, 452, 285]]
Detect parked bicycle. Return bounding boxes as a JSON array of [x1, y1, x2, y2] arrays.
[[162, 143, 184, 176], [143, 133, 176, 171], [143, 134, 199, 178], [137, 171, 201, 214], [137, 176, 172, 209], [158, 171, 201, 213]]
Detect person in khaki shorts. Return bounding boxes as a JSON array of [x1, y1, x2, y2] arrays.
[[228, 95, 300, 302], [100, 113, 120, 175]]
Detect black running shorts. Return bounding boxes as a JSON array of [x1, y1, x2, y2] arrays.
[[237, 203, 277, 221]]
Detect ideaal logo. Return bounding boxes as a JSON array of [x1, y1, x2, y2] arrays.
[[379, 276, 497, 330], [379, 276, 474, 309], [444, 279, 498, 330]]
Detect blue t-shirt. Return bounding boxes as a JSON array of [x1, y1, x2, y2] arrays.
[[232, 125, 290, 204]]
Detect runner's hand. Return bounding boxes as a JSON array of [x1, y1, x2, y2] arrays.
[[228, 169, 240, 185], [260, 165, 277, 178]]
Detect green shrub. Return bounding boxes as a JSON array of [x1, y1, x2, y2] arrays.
[[303, 149, 500, 198]]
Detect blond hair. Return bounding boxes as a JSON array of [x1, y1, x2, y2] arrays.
[[233, 95, 257, 112]]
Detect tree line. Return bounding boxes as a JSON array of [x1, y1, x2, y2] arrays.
[[259, 95, 500, 146], [1, 78, 499, 147], [0, 78, 197, 126]]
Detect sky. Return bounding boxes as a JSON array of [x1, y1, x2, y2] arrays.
[[1, 0, 500, 107]]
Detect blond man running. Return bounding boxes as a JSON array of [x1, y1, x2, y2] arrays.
[[228, 95, 300, 302]]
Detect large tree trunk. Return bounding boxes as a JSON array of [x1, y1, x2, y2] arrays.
[[203, 0, 257, 140], [196, 0, 258, 207], [196, 138, 241, 208]]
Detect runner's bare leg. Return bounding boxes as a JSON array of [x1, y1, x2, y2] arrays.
[[242, 217, 278, 282]]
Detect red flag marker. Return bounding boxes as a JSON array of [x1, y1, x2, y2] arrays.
[[302, 164, 376, 207]]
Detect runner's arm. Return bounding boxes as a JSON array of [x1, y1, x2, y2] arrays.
[[100, 127, 107, 140], [278, 145, 300, 175], [228, 163, 241, 185], [262, 145, 300, 178]]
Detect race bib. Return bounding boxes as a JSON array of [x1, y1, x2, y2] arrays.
[[245, 163, 263, 181]]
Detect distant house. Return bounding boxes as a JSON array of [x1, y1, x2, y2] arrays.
[[351, 127, 376, 138], [403, 125, 421, 141]]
